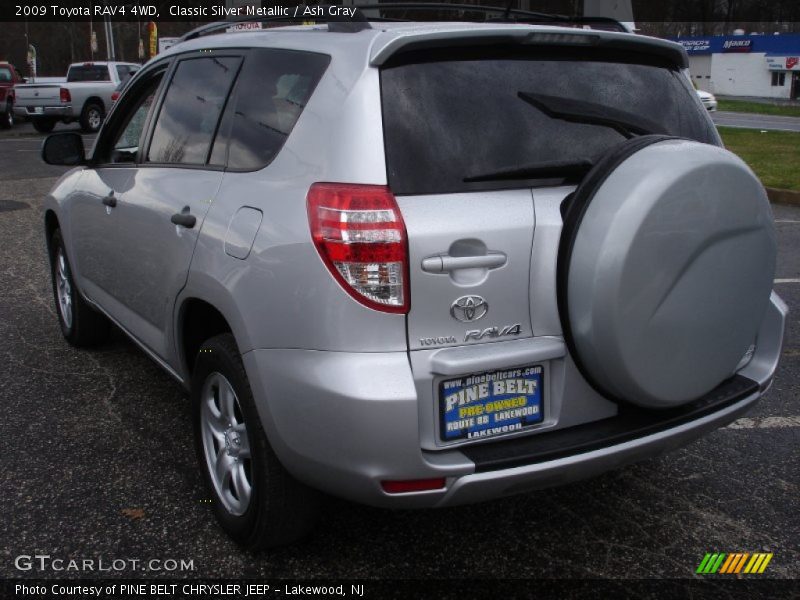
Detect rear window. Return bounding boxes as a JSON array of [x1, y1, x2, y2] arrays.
[[67, 65, 110, 82], [380, 47, 719, 195], [0, 67, 12, 82]]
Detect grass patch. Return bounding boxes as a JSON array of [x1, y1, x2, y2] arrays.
[[717, 99, 800, 118], [718, 127, 800, 191]]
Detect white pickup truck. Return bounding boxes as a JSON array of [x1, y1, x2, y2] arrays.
[[14, 61, 139, 133]]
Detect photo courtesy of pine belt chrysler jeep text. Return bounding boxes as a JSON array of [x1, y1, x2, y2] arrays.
[[39, 13, 787, 549]]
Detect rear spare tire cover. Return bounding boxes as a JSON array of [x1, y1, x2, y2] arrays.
[[559, 137, 776, 409]]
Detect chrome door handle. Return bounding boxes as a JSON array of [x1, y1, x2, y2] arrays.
[[421, 252, 507, 273]]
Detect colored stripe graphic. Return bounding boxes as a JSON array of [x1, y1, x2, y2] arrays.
[[701, 553, 719, 574], [698, 553, 773, 574], [733, 553, 749, 573], [700, 553, 726, 574], [744, 554, 761, 574], [758, 554, 773, 573], [696, 553, 713, 574], [720, 554, 736, 573]]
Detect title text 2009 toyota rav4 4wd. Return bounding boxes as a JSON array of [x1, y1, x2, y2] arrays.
[[41, 16, 786, 549]]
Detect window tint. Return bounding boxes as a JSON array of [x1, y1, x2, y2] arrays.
[[110, 74, 163, 163], [210, 48, 330, 170], [381, 47, 720, 195], [67, 64, 110, 82], [148, 56, 240, 165]]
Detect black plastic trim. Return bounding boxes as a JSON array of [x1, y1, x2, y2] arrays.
[[461, 375, 758, 473]]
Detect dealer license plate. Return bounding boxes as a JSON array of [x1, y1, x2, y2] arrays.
[[439, 365, 544, 442]]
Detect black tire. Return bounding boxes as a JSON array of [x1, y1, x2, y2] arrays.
[[79, 101, 104, 133], [32, 117, 56, 133], [0, 102, 12, 129], [192, 333, 320, 549], [49, 229, 110, 347]]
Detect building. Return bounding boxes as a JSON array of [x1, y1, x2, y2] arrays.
[[672, 34, 800, 99]]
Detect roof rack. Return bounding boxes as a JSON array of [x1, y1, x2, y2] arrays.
[[179, 2, 627, 43], [180, 5, 371, 42], [357, 3, 627, 31]]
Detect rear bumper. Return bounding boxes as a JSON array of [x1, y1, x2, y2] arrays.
[[14, 105, 72, 118], [441, 376, 759, 506], [242, 293, 786, 508]]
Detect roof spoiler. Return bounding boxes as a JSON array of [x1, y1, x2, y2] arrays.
[[369, 28, 689, 69]]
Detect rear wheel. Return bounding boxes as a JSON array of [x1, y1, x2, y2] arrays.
[[32, 117, 56, 133], [49, 229, 110, 346], [0, 101, 12, 129], [79, 102, 103, 133], [192, 333, 320, 549]]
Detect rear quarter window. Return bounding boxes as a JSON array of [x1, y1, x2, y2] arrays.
[[209, 48, 330, 170], [380, 46, 719, 195]]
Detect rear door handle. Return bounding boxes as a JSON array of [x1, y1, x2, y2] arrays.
[[101, 193, 116, 208], [171, 207, 196, 229], [422, 252, 507, 273]]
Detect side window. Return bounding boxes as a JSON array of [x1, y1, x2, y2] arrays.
[[209, 48, 330, 170], [147, 56, 241, 165], [108, 73, 163, 163], [116, 65, 132, 81]]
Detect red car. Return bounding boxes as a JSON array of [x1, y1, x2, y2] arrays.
[[0, 62, 25, 129]]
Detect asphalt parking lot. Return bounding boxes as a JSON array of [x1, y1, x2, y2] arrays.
[[0, 127, 797, 582]]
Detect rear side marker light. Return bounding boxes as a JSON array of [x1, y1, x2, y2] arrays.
[[307, 183, 409, 314], [381, 478, 446, 494], [59, 88, 71, 103]]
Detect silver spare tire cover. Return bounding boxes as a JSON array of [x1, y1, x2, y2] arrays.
[[558, 136, 776, 409]]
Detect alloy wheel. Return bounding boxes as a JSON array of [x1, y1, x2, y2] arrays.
[[200, 372, 253, 516], [55, 249, 73, 329]]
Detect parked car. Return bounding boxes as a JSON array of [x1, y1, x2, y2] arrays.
[[697, 89, 719, 111], [40, 17, 785, 549], [0, 62, 25, 129], [14, 61, 139, 133]]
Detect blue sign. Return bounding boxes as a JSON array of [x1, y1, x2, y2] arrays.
[[673, 34, 800, 56], [679, 39, 712, 54], [722, 39, 753, 53]]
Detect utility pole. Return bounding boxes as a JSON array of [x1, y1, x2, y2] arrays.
[[104, 16, 116, 61]]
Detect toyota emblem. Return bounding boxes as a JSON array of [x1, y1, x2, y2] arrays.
[[450, 295, 488, 322]]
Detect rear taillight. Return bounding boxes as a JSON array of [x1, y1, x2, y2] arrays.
[[111, 91, 120, 103], [59, 88, 71, 103], [307, 183, 409, 314]]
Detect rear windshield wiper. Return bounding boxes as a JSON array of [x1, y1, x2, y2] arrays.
[[518, 92, 666, 138], [464, 159, 594, 183]]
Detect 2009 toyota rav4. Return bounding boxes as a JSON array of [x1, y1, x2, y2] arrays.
[[41, 17, 786, 549]]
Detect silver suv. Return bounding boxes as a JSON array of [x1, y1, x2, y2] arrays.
[[41, 15, 786, 549]]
